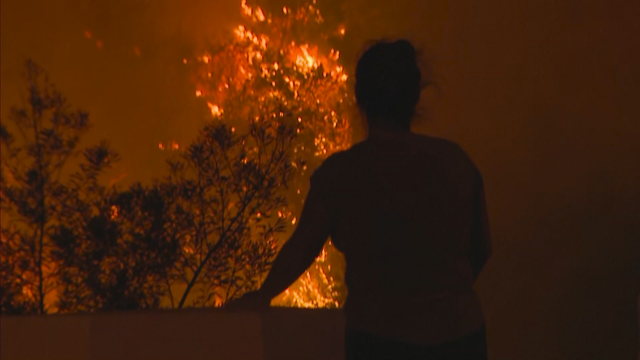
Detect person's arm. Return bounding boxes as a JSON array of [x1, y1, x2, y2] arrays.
[[225, 160, 336, 310], [471, 169, 492, 279], [256, 180, 332, 301]]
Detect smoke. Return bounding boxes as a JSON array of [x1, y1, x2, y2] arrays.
[[2, 0, 639, 358]]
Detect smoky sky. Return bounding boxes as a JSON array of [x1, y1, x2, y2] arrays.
[[2, 0, 639, 359]]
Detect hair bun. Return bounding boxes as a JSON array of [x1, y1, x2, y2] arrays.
[[392, 40, 417, 62]]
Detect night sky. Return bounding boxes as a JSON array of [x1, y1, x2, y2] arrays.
[[2, 0, 639, 358]]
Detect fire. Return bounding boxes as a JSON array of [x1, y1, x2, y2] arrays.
[[254, 7, 266, 22], [158, 140, 181, 151], [294, 44, 318, 70], [110, 205, 119, 220], [180, 0, 351, 308], [240, 0, 253, 17], [207, 102, 223, 116]]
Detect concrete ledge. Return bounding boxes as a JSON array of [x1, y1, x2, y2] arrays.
[[1, 308, 345, 360]]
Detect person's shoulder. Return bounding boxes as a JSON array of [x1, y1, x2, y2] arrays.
[[311, 141, 369, 182], [320, 140, 369, 167], [311, 148, 349, 182], [413, 133, 480, 173], [413, 133, 468, 157]]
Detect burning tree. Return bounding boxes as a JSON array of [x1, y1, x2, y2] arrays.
[[53, 102, 300, 311], [1, 61, 181, 314], [0, 61, 297, 312], [166, 118, 297, 308], [2, 0, 355, 313], [186, 0, 351, 308]]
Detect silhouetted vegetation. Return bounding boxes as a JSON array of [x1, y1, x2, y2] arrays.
[[1, 0, 355, 314], [1, 60, 299, 314], [189, 0, 351, 307], [166, 117, 296, 308], [0, 60, 118, 314]]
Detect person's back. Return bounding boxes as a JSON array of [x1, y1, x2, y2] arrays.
[[229, 39, 491, 360], [312, 131, 489, 346], [315, 39, 492, 359]]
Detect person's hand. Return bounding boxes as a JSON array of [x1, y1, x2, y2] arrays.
[[225, 291, 271, 311]]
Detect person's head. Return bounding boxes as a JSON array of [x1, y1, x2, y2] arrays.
[[355, 39, 422, 132]]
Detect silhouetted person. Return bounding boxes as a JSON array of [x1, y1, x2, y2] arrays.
[[228, 39, 492, 360]]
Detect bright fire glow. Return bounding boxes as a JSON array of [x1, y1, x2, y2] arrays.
[[207, 102, 223, 116], [184, 0, 351, 308]]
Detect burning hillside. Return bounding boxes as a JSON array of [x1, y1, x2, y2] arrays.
[[183, 0, 351, 308]]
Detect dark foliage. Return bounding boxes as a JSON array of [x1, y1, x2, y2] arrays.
[[0, 60, 116, 314], [1, 61, 298, 313]]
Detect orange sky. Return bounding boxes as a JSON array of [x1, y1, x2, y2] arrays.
[[2, 0, 639, 358]]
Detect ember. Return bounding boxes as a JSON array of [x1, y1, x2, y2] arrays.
[[184, 0, 351, 308]]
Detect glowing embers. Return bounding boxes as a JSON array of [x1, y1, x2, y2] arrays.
[[181, 0, 352, 308], [234, 25, 268, 49], [294, 44, 318, 71], [207, 103, 223, 117], [158, 140, 181, 151], [110, 205, 119, 220], [241, 0, 266, 22], [279, 247, 341, 308]]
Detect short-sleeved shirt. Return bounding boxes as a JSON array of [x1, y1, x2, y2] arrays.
[[310, 131, 491, 346]]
